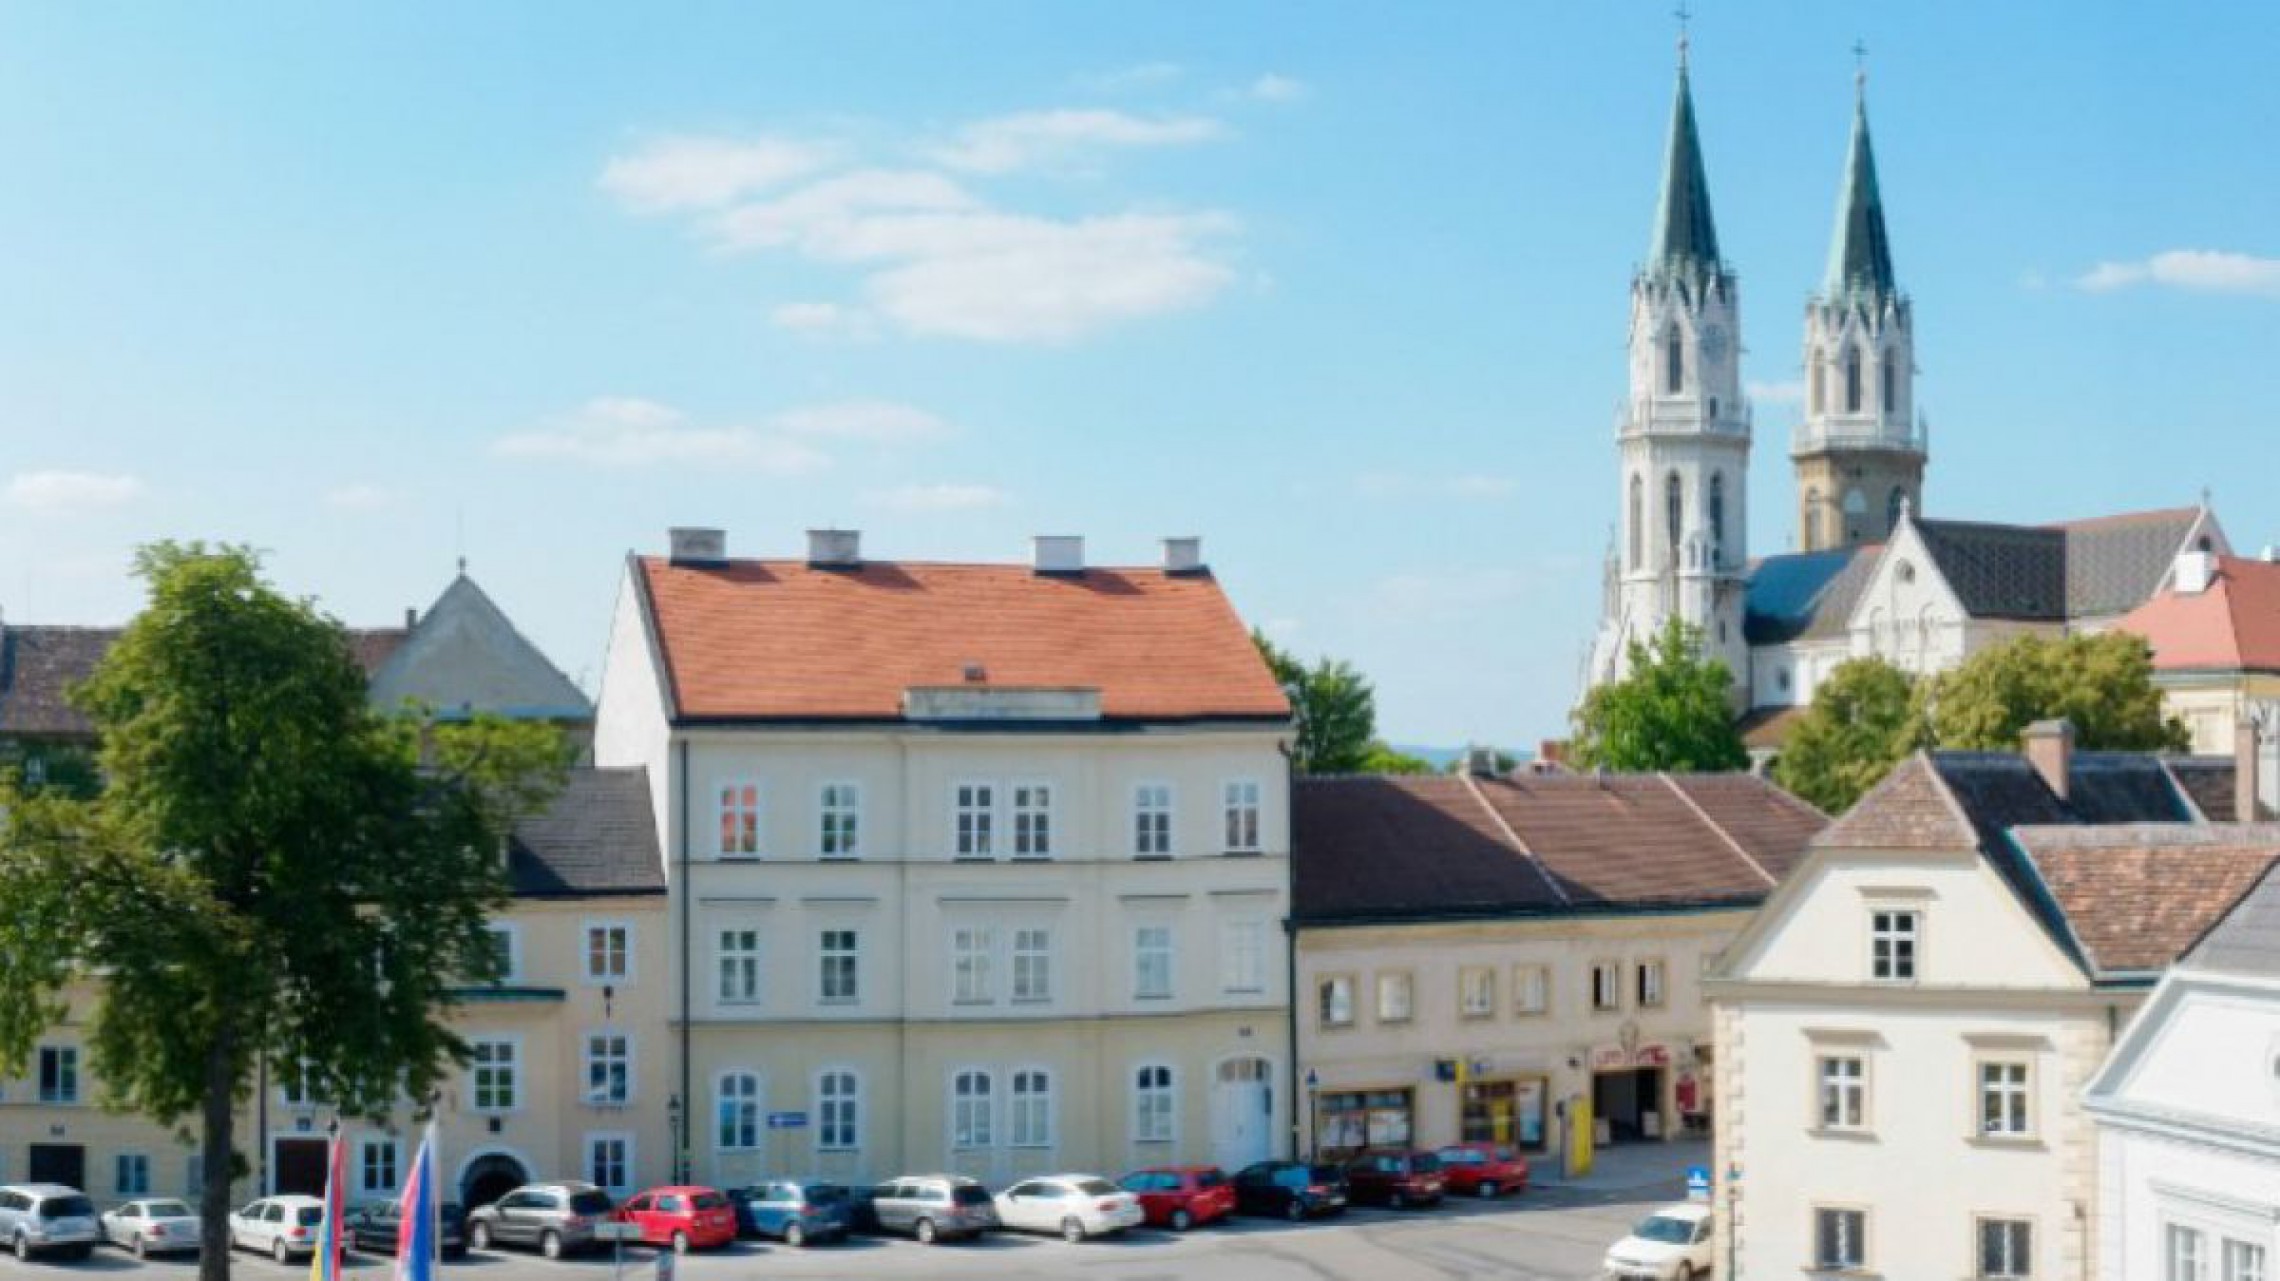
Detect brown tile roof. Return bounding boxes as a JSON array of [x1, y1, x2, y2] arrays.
[[0, 624, 408, 739], [1813, 753, 1979, 851], [2118, 555, 2280, 676], [2016, 825, 2280, 974], [1738, 705, 1807, 750], [635, 556, 1290, 723], [1292, 772, 1826, 923]]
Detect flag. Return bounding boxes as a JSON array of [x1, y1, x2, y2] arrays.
[[310, 1133, 346, 1281], [394, 1123, 439, 1281]]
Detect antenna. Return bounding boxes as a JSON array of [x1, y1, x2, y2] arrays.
[[1852, 38, 1869, 96], [1674, 2, 1693, 68]]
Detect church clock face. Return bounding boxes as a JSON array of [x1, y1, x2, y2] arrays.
[[1699, 324, 1730, 364]]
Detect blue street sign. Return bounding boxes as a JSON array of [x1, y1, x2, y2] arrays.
[[1685, 1165, 1712, 1201], [766, 1111, 808, 1129]]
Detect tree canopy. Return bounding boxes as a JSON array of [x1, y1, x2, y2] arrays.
[[0, 544, 568, 1281], [1569, 619, 1748, 773], [1772, 657, 1925, 814], [1255, 631, 1380, 774], [1923, 631, 2187, 753]]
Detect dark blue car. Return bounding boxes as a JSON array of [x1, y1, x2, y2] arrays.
[[730, 1182, 852, 1247]]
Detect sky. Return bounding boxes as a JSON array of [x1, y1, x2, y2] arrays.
[[0, 3, 2276, 747]]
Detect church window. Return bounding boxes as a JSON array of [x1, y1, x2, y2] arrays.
[[1708, 473, 1727, 568], [1844, 346, 1863, 413], [1628, 475, 1643, 570], [1665, 325, 1684, 395], [1881, 349, 1896, 413], [1665, 473, 1683, 564]]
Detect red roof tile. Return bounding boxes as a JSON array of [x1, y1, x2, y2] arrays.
[[2118, 555, 2280, 674], [2017, 826, 2280, 973], [1813, 753, 1978, 851], [637, 557, 1290, 722]]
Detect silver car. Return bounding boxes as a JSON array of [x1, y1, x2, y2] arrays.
[[464, 1182, 612, 1259], [0, 1184, 101, 1261], [101, 1198, 202, 1257]]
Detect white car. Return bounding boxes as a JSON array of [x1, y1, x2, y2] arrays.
[[992, 1175, 1145, 1242], [102, 1198, 202, 1257], [229, 1195, 327, 1264], [1602, 1202, 1714, 1280]]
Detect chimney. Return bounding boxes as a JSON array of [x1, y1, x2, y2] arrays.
[[2022, 719, 2075, 801], [668, 527, 727, 567], [1162, 536, 1206, 575], [2238, 718, 2261, 822], [1032, 535, 1084, 575], [1465, 744, 1503, 779], [2174, 548, 2217, 595], [806, 528, 862, 569], [404, 607, 418, 630]]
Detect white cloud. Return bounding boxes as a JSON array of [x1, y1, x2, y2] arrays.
[[1079, 62, 1185, 93], [709, 169, 983, 253], [1747, 379, 1805, 405], [2076, 249, 2280, 299], [774, 400, 952, 444], [325, 483, 392, 511], [493, 397, 831, 473], [929, 109, 1225, 175], [768, 301, 874, 336], [1245, 73, 1309, 103], [6, 469, 145, 511], [1355, 471, 1516, 501], [600, 135, 833, 213], [861, 482, 1008, 512]]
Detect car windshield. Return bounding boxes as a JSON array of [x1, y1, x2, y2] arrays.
[[1075, 1179, 1118, 1197], [1195, 1170, 1225, 1189], [1435, 1147, 1482, 1165], [803, 1185, 847, 1205], [1308, 1165, 1344, 1183], [951, 1186, 992, 1207], [295, 1208, 323, 1227], [145, 1201, 193, 1219], [569, 1192, 613, 1215], [1271, 1168, 1309, 1188], [1635, 1215, 1698, 1244], [1411, 1154, 1442, 1173], [692, 1194, 729, 1211]]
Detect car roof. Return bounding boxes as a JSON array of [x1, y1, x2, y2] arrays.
[[631, 1185, 716, 1196], [6, 1184, 85, 1197], [1645, 1203, 1714, 1222], [264, 1196, 327, 1208]]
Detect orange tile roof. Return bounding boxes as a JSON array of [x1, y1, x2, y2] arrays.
[[2118, 555, 2280, 674], [2016, 827, 2280, 973], [636, 556, 1291, 722]]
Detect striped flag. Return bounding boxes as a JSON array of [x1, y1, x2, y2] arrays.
[[309, 1133, 346, 1281], [394, 1123, 439, 1281]]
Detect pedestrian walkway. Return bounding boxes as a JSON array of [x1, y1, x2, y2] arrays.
[[1532, 1138, 1708, 1193]]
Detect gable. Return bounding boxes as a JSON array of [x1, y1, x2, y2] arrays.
[[2090, 969, 2280, 1140], [1843, 521, 1969, 638], [367, 576, 591, 720]]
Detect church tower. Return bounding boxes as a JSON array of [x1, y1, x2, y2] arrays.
[[1793, 71, 1925, 551], [1591, 43, 1751, 690]]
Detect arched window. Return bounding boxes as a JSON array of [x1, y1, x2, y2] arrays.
[[1133, 1064, 1175, 1143], [1881, 349, 1897, 413], [817, 1069, 860, 1152], [951, 1069, 994, 1149], [1708, 473, 1727, 567], [1010, 1069, 1053, 1148], [1628, 475, 1643, 570], [1804, 487, 1822, 549], [716, 1071, 761, 1152], [1887, 487, 1907, 531], [1665, 324, 1684, 395], [1844, 346, 1862, 413], [1665, 472, 1683, 564]]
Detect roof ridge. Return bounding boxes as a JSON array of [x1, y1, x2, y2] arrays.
[[1658, 773, 1778, 889], [1458, 774, 1573, 907]]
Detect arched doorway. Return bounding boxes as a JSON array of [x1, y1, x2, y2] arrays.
[[1210, 1057, 1274, 1172], [459, 1151, 530, 1209]]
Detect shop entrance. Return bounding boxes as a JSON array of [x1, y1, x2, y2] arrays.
[[1592, 1067, 1665, 1143], [1460, 1078, 1548, 1150], [272, 1138, 329, 1196]]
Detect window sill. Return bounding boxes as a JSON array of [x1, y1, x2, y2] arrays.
[[583, 1099, 633, 1110], [1318, 1021, 1355, 1032], [817, 997, 859, 1008], [1134, 993, 1174, 1003], [718, 852, 762, 862], [1225, 986, 1266, 997], [1965, 1133, 2043, 1151], [1133, 853, 1173, 861], [951, 999, 998, 1008], [1011, 855, 1055, 862], [818, 854, 861, 863], [1222, 849, 1263, 857], [1460, 1010, 1494, 1021], [1011, 997, 1053, 1007], [1806, 1127, 1877, 1142]]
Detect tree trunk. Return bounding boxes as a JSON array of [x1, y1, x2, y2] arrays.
[[198, 1026, 237, 1281]]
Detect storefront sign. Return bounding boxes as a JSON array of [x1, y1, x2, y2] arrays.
[[1592, 1043, 1673, 1070]]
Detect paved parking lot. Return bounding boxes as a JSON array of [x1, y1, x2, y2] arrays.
[[0, 1182, 1689, 1281]]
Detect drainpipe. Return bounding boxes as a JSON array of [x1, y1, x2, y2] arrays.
[[1280, 739, 1300, 1161], [677, 736, 691, 1184]]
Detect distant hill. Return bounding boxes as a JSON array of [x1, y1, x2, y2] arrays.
[[1388, 744, 1533, 771]]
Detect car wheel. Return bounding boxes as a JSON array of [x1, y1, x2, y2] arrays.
[[1477, 1182, 1498, 1199], [1283, 1199, 1306, 1222], [913, 1218, 936, 1245], [1169, 1208, 1192, 1232], [783, 1223, 804, 1248], [468, 1223, 490, 1251], [273, 1238, 291, 1265], [1677, 1267, 1699, 1281], [14, 1234, 29, 1262], [133, 1236, 148, 1259], [540, 1230, 563, 1260], [1060, 1217, 1086, 1244]]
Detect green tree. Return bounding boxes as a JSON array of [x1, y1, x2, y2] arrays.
[[1569, 619, 1747, 772], [1359, 741, 1439, 775], [0, 544, 568, 1281], [1924, 631, 2188, 753], [1773, 657, 1926, 814], [1255, 631, 1380, 774]]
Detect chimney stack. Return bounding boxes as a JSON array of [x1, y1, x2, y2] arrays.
[[2022, 719, 2075, 801], [1162, 536, 1206, 575], [1465, 744, 1503, 779], [807, 528, 862, 569], [2174, 548, 2217, 595], [2238, 718, 2261, 822], [668, 527, 727, 567], [1032, 535, 1084, 575]]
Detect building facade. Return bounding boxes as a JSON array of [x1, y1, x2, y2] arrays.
[[591, 527, 1296, 1188], [2118, 548, 2280, 763]]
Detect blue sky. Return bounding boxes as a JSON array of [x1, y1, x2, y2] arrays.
[[1, 3, 2275, 746]]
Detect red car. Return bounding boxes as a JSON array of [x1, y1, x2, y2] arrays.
[[1434, 1142, 1531, 1198], [1117, 1166, 1236, 1231], [1342, 1150, 1446, 1208], [612, 1186, 738, 1253]]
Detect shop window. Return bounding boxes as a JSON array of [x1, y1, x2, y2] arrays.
[[1319, 1088, 1412, 1156]]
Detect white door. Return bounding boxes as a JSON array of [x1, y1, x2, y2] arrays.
[[1211, 1058, 1273, 1171]]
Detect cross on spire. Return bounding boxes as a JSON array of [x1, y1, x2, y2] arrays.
[[1852, 38, 1869, 94], [1675, 3, 1693, 68]]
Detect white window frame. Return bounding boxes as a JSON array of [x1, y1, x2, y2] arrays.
[[1514, 964, 1549, 1016], [356, 1138, 398, 1197], [816, 1068, 860, 1153], [1133, 1063, 1176, 1143], [582, 1029, 633, 1107], [582, 920, 634, 985], [715, 1070, 762, 1153], [1009, 1066, 1054, 1149], [1817, 1055, 1868, 1132], [1223, 779, 1263, 853], [818, 781, 861, 860], [2225, 1238, 2267, 1281], [717, 927, 762, 1006], [1319, 975, 1355, 1028], [485, 922, 521, 984], [1871, 908, 1920, 981], [1975, 1215, 2033, 1279], [953, 782, 996, 859], [1637, 958, 1666, 1008], [2168, 1222, 2208, 1281], [716, 780, 762, 859], [1221, 920, 1267, 995], [1977, 1057, 2034, 1139], [1134, 925, 1174, 1001], [1012, 927, 1053, 1004], [1010, 782, 1054, 860], [818, 928, 859, 1006], [1133, 782, 1174, 858], [583, 1132, 633, 1199], [1459, 965, 1496, 1019], [114, 1152, 150, 1197], [952, 926, 997, 1005], [1376, 971, 1415, 1023], [37, 1044, 79, 1104], [1814, 1204, 1870, 1273], [950, 1068, 994, 1151], [469, 1036, 521, 1114], [1590, 961, 1622, 1013]]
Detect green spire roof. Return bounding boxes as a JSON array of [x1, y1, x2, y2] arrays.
[[1648, 64, 1722, 276], [1824, 86, 1896, 298]]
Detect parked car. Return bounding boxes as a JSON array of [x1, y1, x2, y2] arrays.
[[345, 1200, 468, 1259], [865, 1175, 998, 1244], [612, 1186, 737, 1253], [464, 1181, 613, 1259], [1118, 1166, 1235, 1231], [0, 1184, 100, 1261], [1342, 1150, 1446, 1208], [228, 1195, 326, 1264], [100, 1199, 201, 1258], [1433, 1142, 1530, 1198], [1601, 1203, 1715, 1281], [1229, 1161, 1347, 1221], [992, 1175, 1144, 1243], [730, 1181, 853, 1246]]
